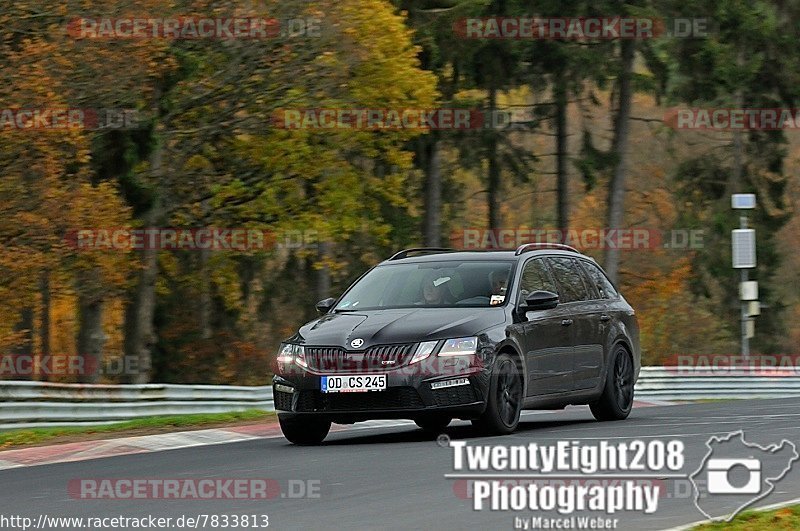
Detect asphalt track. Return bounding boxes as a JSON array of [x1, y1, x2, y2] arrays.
[[1, 398, 799, 530]]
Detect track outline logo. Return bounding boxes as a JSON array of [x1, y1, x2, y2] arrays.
[[689, 430, 799, 522]]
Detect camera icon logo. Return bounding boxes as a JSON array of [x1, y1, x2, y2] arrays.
[[706, 458, 761, 494], [689, 430, 798, 522]]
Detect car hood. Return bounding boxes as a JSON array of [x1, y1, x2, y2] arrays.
[[294, 307, 507, 348]]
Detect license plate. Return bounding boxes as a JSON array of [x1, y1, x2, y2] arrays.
[[321, 374, 387, 393]]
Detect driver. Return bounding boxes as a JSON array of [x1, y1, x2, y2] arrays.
[[488, 268, 509, 306], [489, 269, 508, 296], [419, 271, 451, 305]]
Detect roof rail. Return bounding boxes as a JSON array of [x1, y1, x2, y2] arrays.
[[514, 243, 580, 256], [388, 248, 456, 261]]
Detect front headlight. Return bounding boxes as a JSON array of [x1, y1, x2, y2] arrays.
[[410, 341, 438, 364], [277, 343, 295, 364], [277, 343, 307, 368], [438, 337, 478, 357]]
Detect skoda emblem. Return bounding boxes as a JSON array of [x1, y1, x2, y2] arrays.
[[350, 338, 364, 349]]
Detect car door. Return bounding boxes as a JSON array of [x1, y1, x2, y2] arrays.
[[517, 258, 574, 396], [545, 256, 603, 392]]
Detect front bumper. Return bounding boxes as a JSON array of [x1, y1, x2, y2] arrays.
[[273, 360, 490, 422]]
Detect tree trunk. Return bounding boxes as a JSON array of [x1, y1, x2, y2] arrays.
[[198, 198, 213, 340], [11, 307, 34, 380], [123, 127, 162, 384], [423, 134, 442, 247], [76, 293, 105, 384], [39, 271, 51, 382], [123, 89, 164, 384], [554, 71, 569, 231], [316, 241, 332, 301], [124, 211, 159, 384], [199, 248, 213, 340], [487, 85, 502, 231], [604, 40, 635, 284]]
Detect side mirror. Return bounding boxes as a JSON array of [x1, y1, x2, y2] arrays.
[[315, 297, 336, 314], [519, 290, 559, 312]]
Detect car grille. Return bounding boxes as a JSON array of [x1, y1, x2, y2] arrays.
[[295, 387, 424, 412], [304, 343, 416, 373], [274, 390, 294, 411], [431, 384, 479, 407]]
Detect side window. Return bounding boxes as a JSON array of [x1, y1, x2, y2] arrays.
[[581, 261, 619, 300], [519, 259, 557, 295], [546, 257, 590, 303]]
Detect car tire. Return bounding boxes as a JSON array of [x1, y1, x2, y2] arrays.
[[414, 416, 451, 433], [590, 345, 634, 421], [279, 415, 331, 445], [472, 352, 523, 435]]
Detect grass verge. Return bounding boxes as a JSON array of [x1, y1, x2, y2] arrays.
[[692, 504, 800, 530], [0, 409, 275, 450]]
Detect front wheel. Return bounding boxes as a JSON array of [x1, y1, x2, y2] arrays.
[[472, 353, 523, 435], [590, 346, 634, 421], [279, 415, 331, 445]]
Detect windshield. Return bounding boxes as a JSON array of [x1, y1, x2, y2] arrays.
[[335, 260, 514, 311]]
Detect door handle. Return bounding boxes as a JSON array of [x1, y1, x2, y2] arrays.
[[600, 314, 611, 322], [561, 319, 573, 326]]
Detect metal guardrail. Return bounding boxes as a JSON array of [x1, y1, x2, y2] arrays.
[[0, 381, 273, 430], [0, 367, 798, 429], [0, 381, 273, 402], [635, 366, 800, 401]]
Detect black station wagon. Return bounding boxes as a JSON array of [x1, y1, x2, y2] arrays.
[[273, 244, 640, 445]]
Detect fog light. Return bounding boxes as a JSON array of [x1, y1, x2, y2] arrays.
[[275, 384, 294, 394], [431, 378, 470, 390]]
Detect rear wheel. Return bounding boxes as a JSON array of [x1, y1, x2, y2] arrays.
[[472, 353, 523, 435], [279, 415, 331, 445], [414, 416, 451, 433], [590, 345, 634, 421]]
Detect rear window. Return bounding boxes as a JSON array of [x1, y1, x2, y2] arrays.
[[580, 260, 619, 300]]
